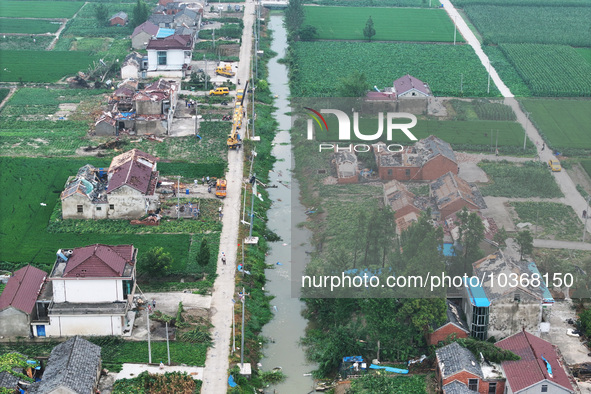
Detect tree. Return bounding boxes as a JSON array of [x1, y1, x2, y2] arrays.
[[298, 25, 317, 41], [516, 230, 534, 260], [493, 226, 508, 247], [578, 308, 591, 337], [197, 238, 210, 267], [363, 16, 376, 41], [454, 207, 485, 275], [139, 247, 173, 277], [285, 0, 304, 33], [132, 0, 149, 28], [94, 4, 109, 26], [337, 70, 368, 97]]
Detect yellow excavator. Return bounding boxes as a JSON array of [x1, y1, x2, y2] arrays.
[[215, 179, 227, 198], [227, 81, 247, 150], [215, 64, 235, 77]]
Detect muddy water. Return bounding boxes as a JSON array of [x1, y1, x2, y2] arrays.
[[260, 15, 316, 393]]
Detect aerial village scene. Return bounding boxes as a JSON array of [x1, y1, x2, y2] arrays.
[[0, 0, 590, 393]]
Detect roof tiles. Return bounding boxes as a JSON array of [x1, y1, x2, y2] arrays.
[[0, 265, 46, 314], [62, 244, 135, 278]]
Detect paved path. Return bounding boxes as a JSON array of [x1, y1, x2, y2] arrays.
[[46, 2, 87, 50], [0, 87, 16, 111], [200, 1, 255, 392], [533, 239, 591, 251], [441, 0, 513, 98]]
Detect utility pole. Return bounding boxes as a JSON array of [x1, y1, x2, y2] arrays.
[[146, 308, 152, 364], [454, 15, 457, 45], [204, 54, 208, 91], [166, 321, 171, 365], [249, 174, 256, 239], [212, 29, 215, 49], [523, 111, 530, 151], [242, 242, 245, 277], [487, 60, 491, 94], [460, 73, 463, 95], [583, 197, 590, 242], [232, 298, 236, 353], [240, 287, 249, 368], [177, 176, 180, 219]]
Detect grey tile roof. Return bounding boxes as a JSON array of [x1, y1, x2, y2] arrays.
[[30, 336, 101, 394], [436, 342, 483, 380], [443, 380, 479, 394], [0, 371, 19, 389], [445, 301, 469, 331]]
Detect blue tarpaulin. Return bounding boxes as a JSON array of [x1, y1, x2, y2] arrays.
[[156, 28, 175, 38], [343, 356, 363, 363], [369, 364, 409, 374], [228, 375, 237, 388]]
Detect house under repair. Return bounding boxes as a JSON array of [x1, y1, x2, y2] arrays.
[[60, 149, 159, 219]]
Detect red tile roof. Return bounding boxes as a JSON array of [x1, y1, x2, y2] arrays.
[[63, 244, 135, 278], [132, 21, 159, 38], [393, 74, 431, 96], [146, 34, 192, 50], [0, 265, 46, 314], [496, 331, 573, 393], [107, 160, 154, 195]]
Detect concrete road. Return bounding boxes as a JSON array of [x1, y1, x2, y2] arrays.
[[533, 239, 591, 251], [200, 0, 254, 392]]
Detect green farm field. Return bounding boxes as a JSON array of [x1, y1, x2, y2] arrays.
[[0, 35, 53, 50], [290, 41, 497, 97], [500, 44, 591, 97], [576, 48, 591, 65], [0, 18, 60, 34], [303, 6, 462, 42], [520, 99, 591, 154], [0, 50, 96, 82], [463, 5, 591, 47], [0, 0, 83, 18], [452, 0, 589, 6], [478, 161, 563, 198]]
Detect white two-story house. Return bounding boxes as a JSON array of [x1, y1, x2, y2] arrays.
[[31, 244, 137, 337], [146, 34, 193, 78]]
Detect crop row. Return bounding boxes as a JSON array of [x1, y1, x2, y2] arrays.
[[511, 201, 584, 242], [464, 5, 591, 47], [500, 44, 591, 97], [478, 161, 563, 198], [0, 19, 61, 34], [289, 41, 498, 97], [452, 0, 589, 6], [0, 35, 53, 51]]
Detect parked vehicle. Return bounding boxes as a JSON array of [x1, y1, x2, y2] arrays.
[[548, 159, 562, 172], [209, 87, 230, 96]]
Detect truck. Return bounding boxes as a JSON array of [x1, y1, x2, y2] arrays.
[[215, 64, 235, 77], [215, 179, 227, 198], [227, 82, 247, 150]]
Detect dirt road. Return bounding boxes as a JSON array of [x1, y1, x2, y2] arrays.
[[200, 0, 255, 392]]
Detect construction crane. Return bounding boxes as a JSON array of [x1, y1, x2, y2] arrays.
[[227, 81, 248, 150]]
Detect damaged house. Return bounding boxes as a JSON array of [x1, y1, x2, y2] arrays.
[[430, 171, 486, 219], [146, 34, 193, 78], [31, 244, 137, 338], [373, 135, 458, 182], [333, 149, 358, 184], [383, 180, 423, 234], [463, 251, 554, 340], [94, 78, 178, 136], [61, 149, 159, 220]]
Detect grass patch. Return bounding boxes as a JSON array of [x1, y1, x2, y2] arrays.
[[0, 50, 97, 82], [482, 45, 530, 96], [0, 88, 9, 103], [303, 6, 461, 42], [289, 41, 499, 97], [576, 48, 591, 65], [581, 160, 591, 179], [2, 87, 109, 115], [0, 35, 53, 50], [478, 160, 563, 198], [0, 18, 61, 34], [520, 99, 591, 155], [0, 0, 83, 18], [512, 201, 586, 242], [533, 248, 591, 299], [113, 371, 201, 393]]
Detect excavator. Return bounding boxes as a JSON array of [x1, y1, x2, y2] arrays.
[[227, 81, 248, 150], [215, 64, 235, 77]]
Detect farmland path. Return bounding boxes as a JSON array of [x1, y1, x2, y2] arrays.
[[0, 87, 16, 111], [441, 0, 513, 98], [200, 0, 255, 393], [46, 2, 87, 50], [533, 239, 591, 251]]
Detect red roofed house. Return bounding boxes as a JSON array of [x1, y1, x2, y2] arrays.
[[146, 34, 193, 78], [131, 21, 159, 49], [496, 330, 575, 394], [0, 265, 46, 337], [383, 180, 422, 234], [109, 12, 128, 26], [61, 149, 159, 220], [33, 244, 138, 337], [431, 171, 483, 219]]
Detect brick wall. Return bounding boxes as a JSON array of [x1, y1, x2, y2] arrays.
[[419, 156, 458, 180], [337, 175, 358, 184], [377, 166, 420, 181], [440, 199, 478, 219], [428, 323, 468, 346], [440, 371, 505, 394]]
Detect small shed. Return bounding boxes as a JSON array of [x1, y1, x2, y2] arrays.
[[110, 12, 128, 26], [95, 112, 117, 136]]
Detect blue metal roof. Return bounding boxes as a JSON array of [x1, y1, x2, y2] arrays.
[[528, 262, 554, 304], [156, 28, 175, 38], [465, 278, 490, 307]]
